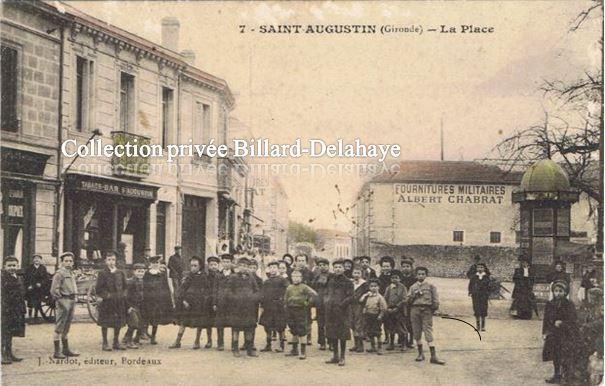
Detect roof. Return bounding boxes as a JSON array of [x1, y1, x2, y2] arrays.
[[520, 159, 571, 192], [370, 161, 523, 185], [316, 229, 351, 239]]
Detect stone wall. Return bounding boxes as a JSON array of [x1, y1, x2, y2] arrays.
[[370, 243, 520, 281]]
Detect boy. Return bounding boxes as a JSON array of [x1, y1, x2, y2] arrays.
[[294, 253, 314, 345], [360, 256, 377, 280], [141, 255, 173, 345], [278, 261, 290, 282], [360, 279, 387, 355], [246, 259, 263, 351], [170, 256, 206, 349], [50, 252, 79, 359], [324, 259, 354, 366], [349, 265, 368, 353], [311, 257, 331, 350], [400, 257, 416, 348], [214, 253, 235, 351], [384, 270, 408, 351], [343, 259, 354, 279], [284, 270, 318, 360], [1, 256, 26, 364], [260, 261, 289, 353], [468, 262, 490, 332], [378, 256, 395, 295], [123, 263, 145, 349], [167, 245, 184, 294], [542, 280, 586, 384], [203, 256, 221, 348], [95, 251, 128, 351], [407, 266, 445, 365], [226, 257, 260, 357], [24, 254, 48, 323]]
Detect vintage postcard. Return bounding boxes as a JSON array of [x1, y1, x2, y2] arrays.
[[0, 1, 603, 385]]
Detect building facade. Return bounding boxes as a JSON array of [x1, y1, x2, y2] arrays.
[[1, 2, 241, 270], [315, 229, 352, 260]]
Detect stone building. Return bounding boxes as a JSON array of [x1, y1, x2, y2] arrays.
[[353, 160, 597, 280], [315, 229, 352, 260], [252, 176, 289, 256], [1, 1, 239, 269]]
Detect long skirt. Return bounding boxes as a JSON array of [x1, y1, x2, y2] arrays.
[[472, 293, 489, 317]]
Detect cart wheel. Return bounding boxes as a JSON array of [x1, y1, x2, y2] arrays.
[[87, 285, 99, 323], [39, 297, 56, 323]]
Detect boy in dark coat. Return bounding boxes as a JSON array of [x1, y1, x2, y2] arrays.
[[284, 269, 318, 359], [227, 257, 260, 357], [214, 254, 235, 351], [203, 256, 221, 348], [311, 257, 331, 351], [383, 270, 408, 351], [170, 256, 206, 349], [141, 255, 174, 345], [123, 263, 145, 349], [95, 251, 128, 351], [360, 256, 377, 280], [542, 280, 587, 384], [378, 256, 395, 295], [400, 257, 416, 348], [167, 245, 184, 294], [468, 262, 490, 331], [24, 254, 48, 322], [343, 259, 354, 279], [349, 265, 368, 353], [260, 261, 289, 353], [324, 259, 354, 366], [1, 256, 26, 364]]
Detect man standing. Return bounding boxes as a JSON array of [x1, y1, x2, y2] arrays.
[[168, 246, 184, 293], [50, 252, 79, 359]]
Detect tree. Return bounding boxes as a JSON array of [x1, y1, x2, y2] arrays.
[[287, 221, 318, 244]]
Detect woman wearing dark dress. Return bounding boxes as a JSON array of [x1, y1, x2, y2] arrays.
[[142, 255, 174, 344], [1, 256, 26, 364], [468, 263, 490, 331], [95, 252, 128, 351], [511, 258, 535, 320]]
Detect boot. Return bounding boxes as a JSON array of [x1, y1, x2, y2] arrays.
[[406, 333, 414, 348], [386, 334, 395, 351], [169, 332, 183, 349], [338, 350, 345, 366], [377, 340, 384, 356], [102, 342, 112, 351], [232, 338, 240, 358], [260, 338, 272, 352], [275, 338, 285, 353], [299, 343, 306, 360], [6, 339, 22, 362], [325, 342, 339, 364], [429, 346, 445, 365], [545, 375, 561, 384], [192, 340, 201, 350], [356, 337, 365, 353], [415, 344, 425, 361], [481, 317, 486, 332], [216, 329, 224, 351], [2, 348, 12, 365], [246, 345, 258, 357], [286, 342, 299, 357], [349, 337, 358, 352], [112, 340, 126, 351], [205, 330, 212, 349], [54, 340, 66, 359], [367, 337, 376, 353], [475, 317, 480, 331], [61, 338, 79, 357]]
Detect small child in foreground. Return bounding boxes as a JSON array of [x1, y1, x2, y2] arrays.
[[283, 270, 317, 359], [360, 279, 387, 355]]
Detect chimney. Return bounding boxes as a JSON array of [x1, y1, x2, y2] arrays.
[[161, 17, 180, 52], [181, 50, 196, 66]]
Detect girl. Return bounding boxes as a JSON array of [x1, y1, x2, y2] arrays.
[[170, 256, 206, 349], [141, 255, 174, 345], [95, 252, 128, 351], [468, 262, 490, 331], [1, 256, 26, 364]]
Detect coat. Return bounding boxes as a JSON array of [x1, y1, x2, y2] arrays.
[[349, 280, 369, 336], [168, 253, 184, 281], [174, 271, 206, 327], [324, 274, 354, 340], [24, 264, 49, 306], [512, 267, 535, 320], [215, 270, 233, 327], [400, 273, 416, 291], [1, 271, 26, 337], [259, 276, 289, 330], [468, 274, 490, 317], [126, 277, 144, 329], [384, 282, 408, 335], [141, 270, 174, 325], [203, 270, 221, 327], [95, 268, 128, 328], [378, 271, 393, 295], [225, 273, 260, 329]]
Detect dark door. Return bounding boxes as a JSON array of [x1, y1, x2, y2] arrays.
[[182, 195, 206, 266]]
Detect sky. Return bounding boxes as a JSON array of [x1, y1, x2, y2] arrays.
[[70, 1, 602, 232]]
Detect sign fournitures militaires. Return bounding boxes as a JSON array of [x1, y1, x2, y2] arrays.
[[394, 183, 507, 205]]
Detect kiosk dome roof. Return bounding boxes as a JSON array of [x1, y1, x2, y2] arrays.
[[520, 159, 571, 192]]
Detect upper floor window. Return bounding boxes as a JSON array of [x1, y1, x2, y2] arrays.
[[453, 230, 464, 243], [76, 56, 94, 131], [490, 231, 501, 244], [161, 87, 173, 147], [195, 102, 211, 142], [119, 72, 135, 131], [1, 45, 19, 132]]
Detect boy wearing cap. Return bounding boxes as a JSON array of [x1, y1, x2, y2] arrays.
[[407, 267, 445, 365], [349, 265, 368, 353], [360, 279, 387, 355], [311, 257, 331, 350], [324, 259, 354, 366], [95, 251, 128, 351], [468, 262, 491, 332], [50, 252, 79, 359], [1, 256, 26, 364], [214, 254, 235, 351], [384, 270, 408, 351], [400, 257, 416, 348], [123, 263, 146, 349], [260, 261, 289, 353], [203, 256, 221, 348], [284, 269, 318, 359]]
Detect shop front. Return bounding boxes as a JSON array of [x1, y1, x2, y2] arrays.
[[181, 194, 207, 264], [63, 173, 158, 266]]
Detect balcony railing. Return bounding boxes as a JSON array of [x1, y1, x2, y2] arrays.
[[110, 131, 151, 178]]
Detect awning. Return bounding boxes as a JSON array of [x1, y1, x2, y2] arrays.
[[65, 172, 159, 201]]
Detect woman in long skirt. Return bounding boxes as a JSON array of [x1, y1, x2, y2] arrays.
[[142, 256, 174, 344]]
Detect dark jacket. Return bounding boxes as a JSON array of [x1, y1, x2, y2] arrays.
[[1, 271, 26, 337], [324, 274, 354, 339], [225, 272, 260, 329], [126, 277, 144, 310], [141, 270, 173, 325], [400, 273, 416, 290], [299, 268, 314, 285], [259, 276, 289, 330], [542, 298, 585, 363], [175, 271, 206, 327], [362, 267, 377, 281], [95, 268, 128, 328], [204, 270, 221, 326], [215, 270, 233, 327], [468, 273, 491, 317], [378, 271, 393, 295], [24, 264, 49, 304], [311, 271, 331, 308], [168, 253, 184, 280]]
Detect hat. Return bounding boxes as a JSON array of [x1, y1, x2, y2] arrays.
[[332, 258, 345, 266], [379, 256, 395, 267], [207, 256, 220, 264], [343, 258, 353, 265], [32, 254, 43, 260], [237, 257, 250, 265], [220, 254, 234, 261], [132, 263, 146, 270], [352, 256, 362, 262], [59, 252, 74, 261], [144, 247, 152, 251], [415, 266, 429, 274], [149, 255, 162, 263], [390, 270, 403, 280], [551, 280, 569, 294], [400, 257, 414, 267], [368, 278, 380, 285], [267, 260, 280, 267], [476, 262, 488, 270], [316, 257, 329, 265], [174, 245, 182, 250], [518, 255, 530, 263], [360, 256, 371, 262]]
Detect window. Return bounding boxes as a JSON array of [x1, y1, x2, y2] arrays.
[[161, 88, 173, 147], [1, 45, 19, 132], [195, 102, 211, 142], [453, 230, 464, 242], [119, 72, 135, 131], [490, 231, 501, 244], [76, 56, 93, 131], [155, 202, 167, 258]]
